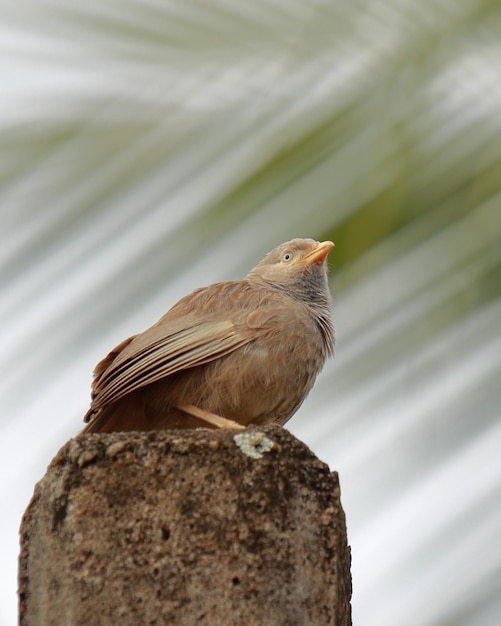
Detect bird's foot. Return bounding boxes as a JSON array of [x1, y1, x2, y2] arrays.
[[178, 404, 245, 430]]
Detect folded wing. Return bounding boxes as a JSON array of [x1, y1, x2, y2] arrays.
[[88, 318, 253, 415]]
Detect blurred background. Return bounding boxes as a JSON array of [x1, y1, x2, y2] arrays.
[[1, 0, 501, 624]]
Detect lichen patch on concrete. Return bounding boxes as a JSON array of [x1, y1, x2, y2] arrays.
[[233, 432, 276, 459]]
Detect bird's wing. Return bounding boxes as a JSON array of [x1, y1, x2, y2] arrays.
[[89, 318, 253, 412]]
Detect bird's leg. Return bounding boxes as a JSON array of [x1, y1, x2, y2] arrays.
[[177, 404, 245, 430]]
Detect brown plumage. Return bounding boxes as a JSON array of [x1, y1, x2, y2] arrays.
[[82, 238, 334, 433]]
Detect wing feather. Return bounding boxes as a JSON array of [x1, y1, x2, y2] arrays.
[[91, 319, 252, 409]]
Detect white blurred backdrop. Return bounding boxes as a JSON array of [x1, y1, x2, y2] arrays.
[[1, 1, 501, 624]]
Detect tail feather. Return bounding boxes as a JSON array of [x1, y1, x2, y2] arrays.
[[80, 406, 115, 434], [80, 401, 215, 433]]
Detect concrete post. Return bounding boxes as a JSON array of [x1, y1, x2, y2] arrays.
[[19, 426, 351, 625]]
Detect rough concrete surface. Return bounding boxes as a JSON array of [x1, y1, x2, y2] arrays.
[[19, 426, 351, 625]]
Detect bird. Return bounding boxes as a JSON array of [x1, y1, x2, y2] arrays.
[[82, 238, 334, 433]]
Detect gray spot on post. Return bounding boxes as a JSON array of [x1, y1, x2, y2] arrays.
[[233, 432, 276, 458]]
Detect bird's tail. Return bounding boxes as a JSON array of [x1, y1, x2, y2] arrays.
[[80, 406, 115, 434]]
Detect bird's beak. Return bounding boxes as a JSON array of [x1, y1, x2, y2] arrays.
[[303, 241, 335, 265]]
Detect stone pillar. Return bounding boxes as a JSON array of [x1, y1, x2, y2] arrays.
[[19, 426, 351, 625]]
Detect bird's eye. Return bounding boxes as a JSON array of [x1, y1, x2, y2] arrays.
[[282, 252, 293, 262]]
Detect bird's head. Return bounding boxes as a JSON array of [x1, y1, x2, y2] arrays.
[[247, 238, 334, 304]]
